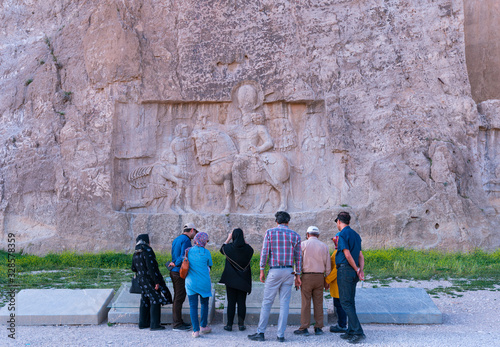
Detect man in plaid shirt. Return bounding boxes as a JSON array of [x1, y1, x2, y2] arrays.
[[248, 211, 302, 342]]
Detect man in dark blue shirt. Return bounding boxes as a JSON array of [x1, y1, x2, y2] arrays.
[[168, 223, 198, 331], [335, 212, 365, 344]]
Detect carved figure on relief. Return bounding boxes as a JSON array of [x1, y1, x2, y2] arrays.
[[170, 123, 196, 213], [231, 84, 293, 211], [302, 114, 327, 174], [269, 117, 297, 151], [194, 112, 218, 132], [123, 150, 186, 213], [232, 111, 291, 211], [479, 127, 500, 203], [193, 82, 293, 213], [478, 101, 500, 206], [193, 129, 237, 214]]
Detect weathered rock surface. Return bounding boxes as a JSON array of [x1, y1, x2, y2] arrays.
[[464, 0, 500, 102], [0, 0, 498, 254]]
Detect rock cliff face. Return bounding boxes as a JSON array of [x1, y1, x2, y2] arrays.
[[0, 0, 498, 254]]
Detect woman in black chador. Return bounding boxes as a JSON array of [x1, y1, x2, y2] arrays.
[[132, 234, 172, 330], [219, 228, 254, 331]]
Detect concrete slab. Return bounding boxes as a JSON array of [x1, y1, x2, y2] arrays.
[[107, 282, 215, 325], [223, 283, 441, 326], [0, 289, 114, 325], [356, 288, 443, 324], [224, 282, 327, 326]]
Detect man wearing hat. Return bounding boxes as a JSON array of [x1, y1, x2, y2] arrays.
[[335, 212, 365, 344], [168, 223, 198, 331], [294, 226, 331, 336]]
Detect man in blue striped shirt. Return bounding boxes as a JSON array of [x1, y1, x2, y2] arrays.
[[248, 211, 302, 343]]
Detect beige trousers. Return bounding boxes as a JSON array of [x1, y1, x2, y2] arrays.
[[300, 273, 324, 329]]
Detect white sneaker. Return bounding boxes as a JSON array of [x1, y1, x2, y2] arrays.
[[192, 331, 200, 338], [201, 326, 212, 334]]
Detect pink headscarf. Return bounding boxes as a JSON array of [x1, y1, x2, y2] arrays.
[[193, 232, 209, 248]]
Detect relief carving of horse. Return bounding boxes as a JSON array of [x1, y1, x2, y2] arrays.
[[193, 129, 291, 213], [193, 129, 237, 213]]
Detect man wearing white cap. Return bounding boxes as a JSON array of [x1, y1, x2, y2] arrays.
[[168, 223, 198, 331], [294, 226, 331, 336]]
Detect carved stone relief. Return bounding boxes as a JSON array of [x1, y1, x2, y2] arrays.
[[478, 100, 500, 208], [112, 81, 344, 214]]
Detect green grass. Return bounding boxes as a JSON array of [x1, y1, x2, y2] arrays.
[[362, 248, 500, 297], [1, 248, 499, 306], [363, 247, 500, 280]]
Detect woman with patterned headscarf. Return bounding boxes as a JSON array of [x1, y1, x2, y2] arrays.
[[185, 232, 213, 338], [131, 234, 172, 330]]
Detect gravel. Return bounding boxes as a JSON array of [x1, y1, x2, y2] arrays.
[[3, 281, 499, 347]]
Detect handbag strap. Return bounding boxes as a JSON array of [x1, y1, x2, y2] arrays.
[[222, 247, 250, 272]]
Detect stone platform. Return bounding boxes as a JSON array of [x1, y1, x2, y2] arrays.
[[0, 289, 114, 325], [356, 287, 442, 324], [224, 283, 441, 326], [0, 284, 440, 327], [107, 282, 216, 324], [224, 282, 327, 326]]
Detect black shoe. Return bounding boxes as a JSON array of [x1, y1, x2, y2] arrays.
[[330, 324, 347, 333], [238, 325, 246, 331], [248, 332, 265, 341], [150, 325, 166, 331], [314, 327, 323, 335], [224, 325, 232, 331], [173, 323, 191, 331], [277, 336, 285, 342], [293, 328, 310, 336], [340, 333, 353, 340], [138, 326, 149, 329], [348, 334, 366, 344]]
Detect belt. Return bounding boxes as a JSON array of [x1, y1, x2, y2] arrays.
[[336, 263, 349, 269], [302, 272, 324, 274], [270, 265, 293, 269]]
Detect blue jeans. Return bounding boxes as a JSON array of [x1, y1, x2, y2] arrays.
[[257, 268, 295, 338], [333, 297, 347, 328], [188, 294, 209, 332], [337, 266, 364, 335]]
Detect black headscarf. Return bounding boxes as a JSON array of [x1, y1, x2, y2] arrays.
[[231, 228, 246, 248], [135, 234, 150, 252]]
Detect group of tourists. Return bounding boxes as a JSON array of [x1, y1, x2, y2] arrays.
[[131, 210, 366, 344], [166, 222, 254, 337]]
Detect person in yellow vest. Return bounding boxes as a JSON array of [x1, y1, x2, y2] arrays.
[[325, 232, 347, 333]]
